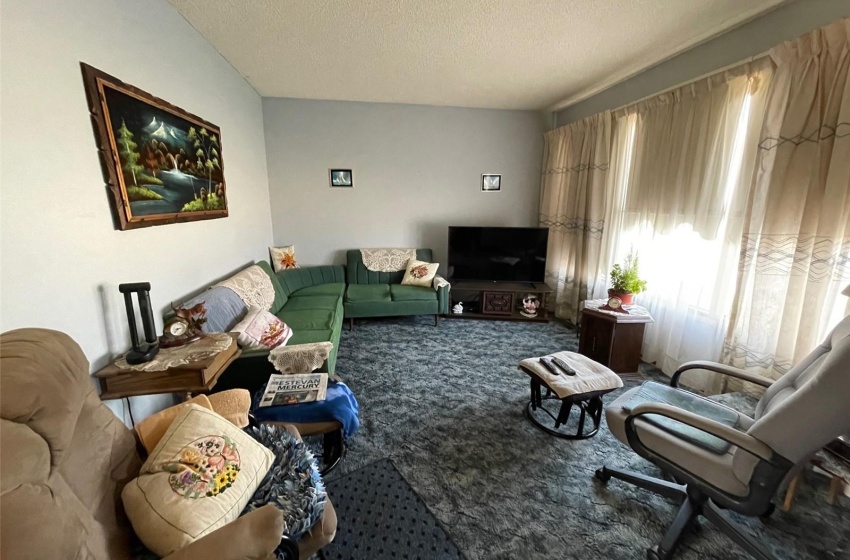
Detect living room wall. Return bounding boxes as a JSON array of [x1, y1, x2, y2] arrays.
[[262, 98, 546, 273], [554, 0, 849, 125], [0, 0, 274, 422]]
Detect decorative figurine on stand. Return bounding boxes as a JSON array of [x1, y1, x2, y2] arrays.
[[452, 302, 464, 314], [521, 294, 540, 318]]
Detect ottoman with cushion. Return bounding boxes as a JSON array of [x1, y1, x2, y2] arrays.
[[519, 351, 623, 439]]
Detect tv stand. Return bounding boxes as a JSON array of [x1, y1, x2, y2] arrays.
[[447, 280, 553, 322]]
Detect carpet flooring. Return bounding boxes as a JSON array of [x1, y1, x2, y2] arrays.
[[323, 315, 849, 560], [322, 458, 463, 560]]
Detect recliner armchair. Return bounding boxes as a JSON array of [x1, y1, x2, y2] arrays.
[[596, 315, 850, 560]]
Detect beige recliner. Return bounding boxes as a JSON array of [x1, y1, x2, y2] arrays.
[[596, 315, 850, 560], [0, 328, 336, 560]]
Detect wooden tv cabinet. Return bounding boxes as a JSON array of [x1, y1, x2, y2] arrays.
[[447, 281, 553, 322]]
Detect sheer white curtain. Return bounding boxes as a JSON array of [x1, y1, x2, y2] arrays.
[[722, 19, 850, 388], [605, 60, 774, 392]]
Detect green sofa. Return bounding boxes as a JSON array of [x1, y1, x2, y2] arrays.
[[344, 249, 450, 326], [207, 261, 346, 394]]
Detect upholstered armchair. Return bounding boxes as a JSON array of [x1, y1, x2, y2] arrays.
[[0, 328, 335, 560], [596, 315, 850, 560]]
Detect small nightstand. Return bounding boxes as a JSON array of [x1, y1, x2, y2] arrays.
[[93, 332, 241, 401], [578, 300, 654, 374]]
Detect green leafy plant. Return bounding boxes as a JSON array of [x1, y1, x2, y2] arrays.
[[609, 250, 647, 295], [181, 192, 224, 212]]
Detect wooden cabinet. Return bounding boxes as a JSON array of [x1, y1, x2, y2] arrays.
[[578, 309, 651, 374], [482, 291, 514, 315]]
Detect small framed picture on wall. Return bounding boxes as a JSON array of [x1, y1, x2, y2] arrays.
[[482, 174, 501, 192], [329, 169, 353, 188]]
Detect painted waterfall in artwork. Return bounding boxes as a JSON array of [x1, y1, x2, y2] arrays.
[[102, 85, 227, 218]]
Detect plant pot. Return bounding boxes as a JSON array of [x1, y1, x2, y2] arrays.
[[608, 289, 634, 305]]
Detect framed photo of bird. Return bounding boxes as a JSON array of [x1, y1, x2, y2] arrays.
[[81, 63, 228, 230]]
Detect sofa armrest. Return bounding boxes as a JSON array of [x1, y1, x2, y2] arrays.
[[161, 504, 284, 560], [434, 275, 450, 314]]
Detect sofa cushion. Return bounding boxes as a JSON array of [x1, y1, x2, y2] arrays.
[[390, 284, 438, 302], [291, 283, 346, 298], [345, 284, 391, 303], [122, 405, 274, 557], [288, 329, 336, 346], [180, 286, 247, 333], [282, 295, 341, 312], [278, 309, 336, 331], [254, 261, 288, 314]]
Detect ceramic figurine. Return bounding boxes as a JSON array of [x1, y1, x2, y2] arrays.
[[452, 302, 464, 314], [521, 295, 540, 318]]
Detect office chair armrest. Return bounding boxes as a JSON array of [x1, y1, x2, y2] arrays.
[[671, 361, 774, 389], [626, 402, 775, 462]]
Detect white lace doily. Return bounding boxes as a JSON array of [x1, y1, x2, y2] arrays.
[[268, 342, 334, 374], [360, 248, 416, 272], [115, 333, 233, 371], [216, 265, 276, 310]]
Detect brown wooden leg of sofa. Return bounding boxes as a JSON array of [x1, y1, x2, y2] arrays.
[[435, 314, 440, 326]]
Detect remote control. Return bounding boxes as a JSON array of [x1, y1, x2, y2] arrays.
[[552, 356, 576, 376], [539, 357, 562, 376]]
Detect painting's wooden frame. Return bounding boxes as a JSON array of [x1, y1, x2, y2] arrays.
[[81, 63, 229, 230]]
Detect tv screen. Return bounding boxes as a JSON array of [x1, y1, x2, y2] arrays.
[[448, 226, 549, 283]]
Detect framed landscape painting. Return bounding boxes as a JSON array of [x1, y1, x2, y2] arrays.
[[81, 63, 228, 230]]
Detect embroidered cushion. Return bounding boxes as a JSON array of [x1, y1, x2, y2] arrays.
[[233, 306, 293, 350], [270, 245, 299, 272], [135, 394, 214, 455], [121, 405, 275, 556], [401, 259, 439, 287]]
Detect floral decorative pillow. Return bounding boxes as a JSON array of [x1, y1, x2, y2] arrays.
[[269, 245, 299, 272], [401, 259, 439, 287], [121, 405, 274, 556], [233, 306, 292, 350]]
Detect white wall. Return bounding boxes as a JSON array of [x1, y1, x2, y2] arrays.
[[555, 0, 849, 125], [0, 0, 274, 422], [263, 98, 546, 272]]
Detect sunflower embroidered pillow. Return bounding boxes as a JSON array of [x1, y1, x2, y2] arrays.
[[401, 259, 439, 287], [269, 245, 299, 272], [122, 404, 274, 557]]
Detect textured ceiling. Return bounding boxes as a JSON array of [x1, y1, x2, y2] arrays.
[[168, 0, 786, 110]]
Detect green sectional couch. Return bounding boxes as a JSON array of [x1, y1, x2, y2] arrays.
[[206, 261, 346, 394], [344, 249, 450, 326]]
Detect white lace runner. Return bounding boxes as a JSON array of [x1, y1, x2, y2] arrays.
[[216, 265, 276, 310], [360, 248, 417, 272], [115, 333, 233, 371], [268, 342, 334, 374]]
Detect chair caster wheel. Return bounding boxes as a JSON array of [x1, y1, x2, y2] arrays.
[[595, 468, 611, 483], [646, 546, 662, 560], [759, 503, 775, 520]]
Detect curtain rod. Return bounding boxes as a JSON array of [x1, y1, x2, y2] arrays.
[[608, 50, 770, 114]]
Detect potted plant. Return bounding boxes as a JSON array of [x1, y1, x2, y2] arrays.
[[608, 250, 647, 305]]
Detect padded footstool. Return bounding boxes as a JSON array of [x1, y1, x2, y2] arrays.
[[519, 351, 623, 439]]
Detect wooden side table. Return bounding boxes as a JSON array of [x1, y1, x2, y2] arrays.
[[93, 333, 241, 401], [578, 300, 654, 374]]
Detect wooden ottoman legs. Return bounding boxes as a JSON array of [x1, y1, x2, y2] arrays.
[[525, 378, 609, 440]]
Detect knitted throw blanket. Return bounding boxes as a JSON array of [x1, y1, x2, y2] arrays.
[[360, 248, 417, 272], [242, 424, 326, 541], [268, 342, 334, 374], [216, 265, 276, 311]]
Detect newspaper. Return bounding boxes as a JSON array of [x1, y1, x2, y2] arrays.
[[258, 373, 328, 407]]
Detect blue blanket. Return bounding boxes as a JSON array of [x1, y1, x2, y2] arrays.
[[253, 381, 360, 439]]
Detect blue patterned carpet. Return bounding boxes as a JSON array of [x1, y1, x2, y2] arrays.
[[326, 316, 848, 560]]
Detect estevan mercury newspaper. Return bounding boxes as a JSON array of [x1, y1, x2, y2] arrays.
[[259, 373, 328, 407]]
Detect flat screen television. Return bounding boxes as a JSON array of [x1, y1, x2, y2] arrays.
[[448, 226, 549, 283]]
